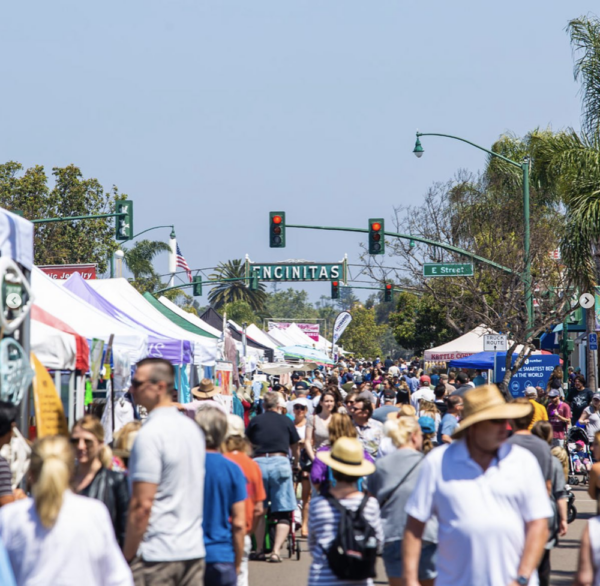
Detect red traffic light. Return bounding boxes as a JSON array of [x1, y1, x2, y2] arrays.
[[371, 222, 382, 232], [272, 215, 282, 225], [386, 284, 392, 290], [332, 281, 338, 287]]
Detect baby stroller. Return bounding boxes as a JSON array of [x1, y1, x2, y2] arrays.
[[566, 426, 592, 485]]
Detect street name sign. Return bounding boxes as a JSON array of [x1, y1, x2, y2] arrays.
[[423, 263, 474, 277], [246, 257, 347, 283], [484, 334, 508, 352]]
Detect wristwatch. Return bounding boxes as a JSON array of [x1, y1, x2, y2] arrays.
[[516, 576, 529, 586]]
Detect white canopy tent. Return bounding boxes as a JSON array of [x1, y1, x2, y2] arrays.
[[0, 208, 34, 270], [285, 323, 319, 347], [158, 296, 222, 338], [88, 278, 218, 366], [246, 324, 279, 350], [31, 320, 77, 370], [423, 325, 497, 362], [32, 268, 148, 366], [266, 327, 298, 348]]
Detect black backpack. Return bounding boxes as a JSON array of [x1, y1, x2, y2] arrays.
[[324, 493, 378, 580]]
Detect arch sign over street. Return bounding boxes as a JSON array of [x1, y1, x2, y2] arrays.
[[245, 256, 348, 283]]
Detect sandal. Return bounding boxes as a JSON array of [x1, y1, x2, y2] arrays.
[[249, 552, 266, 561], [268, 553, 282, 563]]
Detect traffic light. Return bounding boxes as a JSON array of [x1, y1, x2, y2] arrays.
[[115, 200, 134, 241], [560, 337, 575, 355], [368, 218, 384, 255], [331, 281, 340, 300], [249, 273, 259, 291], [269, 212, 286, 248], [384, 283, 393, 302], [192, 277, 202, 297]]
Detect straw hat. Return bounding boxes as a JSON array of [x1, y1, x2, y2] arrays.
[[192, 378, 219, 399], [452, 384, 532, 438], [317, 437, 376, 477]]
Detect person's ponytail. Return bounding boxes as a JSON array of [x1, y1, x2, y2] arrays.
[[98, 444, 113, 469], [30, 436, 74, 528]]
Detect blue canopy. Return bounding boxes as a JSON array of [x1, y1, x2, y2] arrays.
[[449, 351, 506, 370]]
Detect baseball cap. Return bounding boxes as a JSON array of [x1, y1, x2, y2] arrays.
[[419, 375, 431, 384], [593, 393, 600, 400], [524, 386, 537, 397], [382, 389, 396, 400], [418, 416, 436, 434], [310, 380, 323, 391], [294, 385, 308, 394], [548, 389, 560, 398], [226, 414, 245, 438]]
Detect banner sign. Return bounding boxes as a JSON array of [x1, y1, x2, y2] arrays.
[[32, 353, 68, 437], [494, 353, 560, 398], [38, 264, 97, 280], [246, 257, 347, 283], [332, 311, 352, 345], [268, 321, 320, 342]]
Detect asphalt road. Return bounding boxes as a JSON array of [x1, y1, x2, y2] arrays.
[[248, 484, 595, 586]]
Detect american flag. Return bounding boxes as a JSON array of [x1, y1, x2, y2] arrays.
[[176, 244, 192, 282]]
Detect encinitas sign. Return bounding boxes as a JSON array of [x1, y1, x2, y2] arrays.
[[246, 257, 347, 283]]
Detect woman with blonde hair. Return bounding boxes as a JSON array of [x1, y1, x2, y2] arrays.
[[370, 417, 438, 586], [310, 413, 374, 494], [70, 415, 130, 546], [0, 436, 132, 585], [377, 404, 418, 459]]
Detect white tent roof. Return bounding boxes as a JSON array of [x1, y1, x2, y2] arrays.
[[285, 323, 318, 347], [158, 296, 222, 338], [266, 327, 298, 347], [31, 319, 77, 370], [88, 278, 218, 366], [246, 324, 279, 350], [0, 208, 33, 270], [32, 267, 147, 364], [423, 324, 497, 361]]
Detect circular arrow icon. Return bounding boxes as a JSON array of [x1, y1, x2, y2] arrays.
[[5, 293, 22, 310], [580, 293, 595, 309]]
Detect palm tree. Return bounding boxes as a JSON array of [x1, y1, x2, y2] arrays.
[[122, 239, 171, 294], [208, 259, 267, 311]]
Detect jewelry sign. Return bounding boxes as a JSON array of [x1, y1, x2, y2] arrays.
[[245, 256, 347, 283]]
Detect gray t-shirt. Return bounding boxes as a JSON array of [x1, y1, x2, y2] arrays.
[[506, 433, 552, 482], [368, 449, 438, 543], [129, 406, 206, 562], [583, 405, 600, 443]]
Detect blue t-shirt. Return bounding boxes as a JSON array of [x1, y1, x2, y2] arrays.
[[430, 374, 440, 386], [438, 413, 459, 444], [203, 453, 247, 563]]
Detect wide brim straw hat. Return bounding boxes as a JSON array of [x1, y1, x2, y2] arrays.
[[452, 384, 532, 439], [192, 378, 219, 399], [317, 437, 376, 477]]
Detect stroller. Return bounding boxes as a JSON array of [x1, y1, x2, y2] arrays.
[[566, 426, 592, 485]]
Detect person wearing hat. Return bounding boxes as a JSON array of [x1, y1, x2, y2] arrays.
[[372, 389, 399, 424], [578, 392, 600, 443], [524, 387, 549, 430], [286, 385, 315, 416], [308, 438, 383, 586], [547, 389, 571, 448], [222, 415, 266, 585], [309, 379, 324, 409], [410, 377, 434, 415], [403, 384, 553, 586], [176, 378, 228, 419]]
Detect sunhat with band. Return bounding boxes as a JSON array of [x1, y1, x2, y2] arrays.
[[191, 378, 219, 399], [317, 437, 376, 477], [452, 384, 532, 439]]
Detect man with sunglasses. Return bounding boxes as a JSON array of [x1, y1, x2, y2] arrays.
[[404, 385, 552, 586], [124, 358, 206, 585]]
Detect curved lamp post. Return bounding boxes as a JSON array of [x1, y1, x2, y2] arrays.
[[413, 131, 533, 334]]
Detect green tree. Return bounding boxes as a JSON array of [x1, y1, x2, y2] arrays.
[[338, 306, 386, 358], [208, 259, 267, 311], [0, 162, 124, 273], [122, 239, 171, 293], [389, 292, 455, 355], [264, 288, 318, 321], [222, 300, 260, 325], [337, 286, 359, 311]]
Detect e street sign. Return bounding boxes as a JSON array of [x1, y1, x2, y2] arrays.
[[423, 263, 474, 277]]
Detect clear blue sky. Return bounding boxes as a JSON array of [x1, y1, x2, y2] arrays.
[[0, 1, 594, 301]]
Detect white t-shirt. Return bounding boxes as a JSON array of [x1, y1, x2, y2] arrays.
[[410, 387, 435, 413], [0, 491, 132, 586], [405, 440, 552, 586], [388, 365, 401, 377], [588, 516, 600, 586], [129, 406, 206, 562]]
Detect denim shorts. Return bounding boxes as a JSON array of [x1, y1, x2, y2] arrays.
[[382, 539, 437, 580], [205, 562, 237, 586], [254, 456, 297, 513]]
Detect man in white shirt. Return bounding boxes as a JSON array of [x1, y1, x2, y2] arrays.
[[124, 358, 206, 586], [403, 385, 551, 586], [410, 375, 435, 414], [387, 361, 401, 378]]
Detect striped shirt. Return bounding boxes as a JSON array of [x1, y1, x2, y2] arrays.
[[0, 456, 11, 496], [308, 494, 383, 586]]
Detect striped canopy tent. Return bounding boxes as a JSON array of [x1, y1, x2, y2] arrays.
[[279, 345, 334, 366]]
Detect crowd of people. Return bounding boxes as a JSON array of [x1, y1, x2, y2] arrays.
[[0, 355, 600, 585]]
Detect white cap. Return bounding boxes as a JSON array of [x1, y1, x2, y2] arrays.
[[524, 386, 537, 397]]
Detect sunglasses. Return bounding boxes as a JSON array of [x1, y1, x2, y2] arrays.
[[69, 437, 96, 449], [293, 405, 307, 410], [131, 378, 156, 388]]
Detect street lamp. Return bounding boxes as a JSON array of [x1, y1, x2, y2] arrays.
[[413, 131, 533, 334]]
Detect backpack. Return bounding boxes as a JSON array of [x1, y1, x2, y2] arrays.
[[323, 493, 378, 580]]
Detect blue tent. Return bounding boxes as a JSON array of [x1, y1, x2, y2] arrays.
[[449, 351, 500, 370]]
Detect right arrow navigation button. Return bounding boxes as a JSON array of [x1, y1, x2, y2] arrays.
[[580, 293, 595, 309]]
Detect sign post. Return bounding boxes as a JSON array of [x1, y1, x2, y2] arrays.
[[483, 334, 508, 353]]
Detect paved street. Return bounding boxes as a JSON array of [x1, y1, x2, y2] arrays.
[[249, 484, 595, 586]]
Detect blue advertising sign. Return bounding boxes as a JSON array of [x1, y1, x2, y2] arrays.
[[494, 353, 561, 398], [590, 333, 598, 351]]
